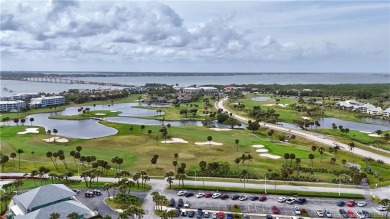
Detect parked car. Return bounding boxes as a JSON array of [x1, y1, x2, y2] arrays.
[[266, 215, 273, 219], [181, 210, 187, 216], [197, 208, 203, 219], [337, 201, 346, 207], [177, 191, 187, 196], [231, 195, 240, 200], [272, 206, 279, 214], [361, 210, 371, 218], [196, 193, 205, 198], [212, 212, 217, 219], [205, 193, 212, 198], [294, 206, 301, 215], [92, 189, 101, 196], [175, 207, 181, 217], [347, 199, 356, 207], [324, 209, 332, 218], [72, 189, 80, 194], [242, 213, 249, 219], [186, 192, 194, 197], [339, 209, 348, 218], [218, 211, 224, 219], [226, 214, 233, 219], [297, 198, 306, 204], [259, 196, 267, 201], [347, 210, 356, 218], [316, 209, 324, 217], [169, 198, 175, 207], [239, 195, 248, 201], [184, 200, 190, 208], [221, 194, 229, 200], [286, 198, 296, 204], [377, 205, 387, 211], [84, 191, 94, 197], [188, 210, 195, 218], [357, 201, 366, 207], [177, 198, 184, 207], [250, 196, 259, 201], [212, 193, 221, 199], [278, 197, 286, 203], [355, 211, 365, 219], [204, 211, 210, 218]]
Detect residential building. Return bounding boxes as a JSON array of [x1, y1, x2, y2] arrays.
[[183, 87, 201, 94], [367, 106, 383, 116], [383, 108, 390, 117], [335, 100, 384, 116], [199, 86, 218, 93], [30, 96, 65, 108], [0, 100, 26, 112], [13, 93, 39, 100], [0, 96, 14, 101], [10, 184, 96, 219]]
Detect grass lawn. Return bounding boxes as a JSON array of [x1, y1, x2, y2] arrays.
[[49, 110, 121, 120], [1, 120, 389, 187]]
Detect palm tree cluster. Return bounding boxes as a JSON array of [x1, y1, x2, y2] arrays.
[[234, 154, 253, 168], [248, 106, 280, 123]]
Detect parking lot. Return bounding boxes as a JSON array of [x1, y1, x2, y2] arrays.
[[163, 189, 387, 218]]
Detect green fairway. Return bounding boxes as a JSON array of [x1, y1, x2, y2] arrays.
[[49, 110, 122, 120]]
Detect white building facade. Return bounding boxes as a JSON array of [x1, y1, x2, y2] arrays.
[[30, 96, 65, 108], [0, 100, 26, 112]]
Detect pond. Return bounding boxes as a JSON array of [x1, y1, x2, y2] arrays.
[[357, 117, 390, 127], [278, 117, 390, 132], [251, 96, 271, 101]]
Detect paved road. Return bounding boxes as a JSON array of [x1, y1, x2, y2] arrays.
[[215, 98, 390, 164]]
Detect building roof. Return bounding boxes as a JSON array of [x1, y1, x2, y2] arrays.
[[0, 100, 25, 104], [384, 108, 390, 113], [14, 200, 94, 219], [13, 184, 76, 211]]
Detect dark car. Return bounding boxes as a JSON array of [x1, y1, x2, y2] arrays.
[[226, 214, 233, 219], [221, 194, 229, 200], [178, 198, 184, 207], [339, 209, 348, 218], [297, 198, 307, 204], [259, 196, 267, 201], [250, 196, 259, 201], [176, 207, 181, 217], [232, 195, 240, 200], [169, 198, 176, 207], [84, 191, 94, 197], [205, 193, 212, 198], [337, 201, 345, 207], [265, 215, 273, 219], [188, 211, 196, 218], [362, 210, 371, 218], [197, 208, 203, 219], [186, 192, 195, 197]]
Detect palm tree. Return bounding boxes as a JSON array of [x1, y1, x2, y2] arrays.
[[172, 161, 178, 175], [13, 118, 19, 126], [52, 129, 58, 142], [46, 151, 58, 171], [17, 149, 24, 172], [267, 130, 274, 141], [289, 153, 295, 165], [234, 157, 241, 169], [47, 129, 52, 137], [375, 129, 383, 136], [167, 123, 171, 134], [311, 145, 317, 152], [10, 152, 16, 167], [235, 139, 239, 151], [348, 142, 356, 151], [140, 125, 145, 133], [308, 154, 315, 173], [31, 151, 36, 168], [20, 118, 26, 126], [103, 183, 113, 198], [165, 171, 174, 189], [207, 136, 213, 148], [29, 117, 35, 126], [1, 154, 10, 172], [318, 147, 325, 162], [283, 153, 290, 165], [295, 158, 301, 176], [240, 169, 248, 188], [67, 212, 79, 219], [50, 212, 60, 219], [148, 129, 152, 135]]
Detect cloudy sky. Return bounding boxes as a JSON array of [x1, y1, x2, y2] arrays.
[[1, 0, 389, 73]]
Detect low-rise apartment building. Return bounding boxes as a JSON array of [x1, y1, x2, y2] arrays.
[[30, 96, 65, 108], [0, 100, 26, 112]]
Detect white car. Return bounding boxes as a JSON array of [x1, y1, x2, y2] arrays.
[[196, 193, 205, 198], [184, 201, 190, 208], [278, 197, 286, 203], [287, 198, 296, 204], [316, 209, 324, 217], [357, 201, 366, 207], [377, 205, 387, 211], [211, 212, 217, 219], [239, 195, 248, 201], [177, 191, 187, 196], [324, 209, 332, 218], [355, 211, 365, 219], [294, 206, 301, 215], [212, 193, 221, 199]]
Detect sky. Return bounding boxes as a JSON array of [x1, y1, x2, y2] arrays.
[[1, 0, 389, 73]]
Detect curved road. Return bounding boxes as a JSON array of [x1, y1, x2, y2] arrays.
[[216, 98, 390, 164]]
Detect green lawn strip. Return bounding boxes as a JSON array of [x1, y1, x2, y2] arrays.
[[105, 196, 143, 209], [170, 185, 364, 199], [231, 205, 241, 213], [49, 110, 122, 120]]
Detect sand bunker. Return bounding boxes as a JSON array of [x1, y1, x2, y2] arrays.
[[161, 138, 188, 144], [110, 111, 118, 113], [360, 131, 372, 134], [209, 128, 232, 131], [263, 104, 275, 106], [302, 116, 311, 120], [368, 134, 381, 137], [278, 104, 289, 107], [195, 141, 223, 146], [252, 145, 264, 148], [17, 128, 39, 135], [43, 137, 69, 143], [260, 154, 281, 159], [95, 113, 106, 116], [256, 149, 269, 153]]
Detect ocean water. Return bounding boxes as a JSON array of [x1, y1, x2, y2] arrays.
[[1, 73, 389, 94]]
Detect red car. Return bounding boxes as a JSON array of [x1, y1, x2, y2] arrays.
[[347, 199, 355, 207], [218, 211, 224, 219], [272, 206, 279, 214], [259, 196, 267, 201], [347, 210, 356, 218], [205, 193, 212, 198]]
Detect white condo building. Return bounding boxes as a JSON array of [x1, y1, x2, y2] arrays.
[[0, 100, 26, 112], [30, 96, 65, 108], [183, 86, 218, 94], [13, 93, 39, 100], [383, 108, 390, 117]]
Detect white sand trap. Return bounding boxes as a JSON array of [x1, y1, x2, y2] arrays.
[[195, 141, 223, 146], [277, 104, 289, 107], [43, 137, 69, 143], [95, 113, 106, 116], [368, 134, 381, 137], [360, 131, 372, 134], [256, 149, 269, 153], [260, 154, 281, 159], [110, 111, 118, 113], [161, 138, 189, 144], [263, 104, 275, 106], [17, 128, 39, 135], [209, 128, 232, 131], [302, 116, 311, 120], [252, 144, 264, 148]]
